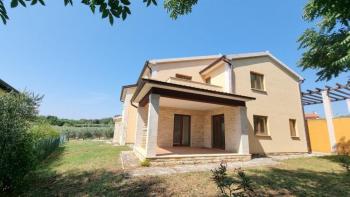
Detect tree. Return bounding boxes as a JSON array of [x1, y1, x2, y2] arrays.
[[299, 0, 350, 81], [0, 0, 198, 25], [0, 92, 42, 192]]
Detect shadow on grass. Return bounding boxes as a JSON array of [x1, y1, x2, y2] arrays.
[[23, 170, 165, 196], [250, 166, 350, 196], [18, 145, 166, 196]]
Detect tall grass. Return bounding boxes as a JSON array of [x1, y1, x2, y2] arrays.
[[34, 136, 64, 161], [55, 126, 114, 140]]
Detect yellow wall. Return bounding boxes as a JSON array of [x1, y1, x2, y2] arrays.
[[308, 117, 350, 153]]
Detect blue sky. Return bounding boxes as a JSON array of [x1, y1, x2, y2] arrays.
[[1, 0, 349, 119]]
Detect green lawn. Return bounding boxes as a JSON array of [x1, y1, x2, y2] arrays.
[[20, 140, 350, 196]]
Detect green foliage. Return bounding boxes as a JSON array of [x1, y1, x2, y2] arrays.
[[164, 0, 198, 19], [56, 126, 114, 140], [338, 155, 350, 173], [30, 120, 60, 140], [140, 159, 151, 167], [0, 92, 42, 192], [299, 0, 350, 81], [1, 0, 197, 25], [39, 115, 114, 127], [211, 162, 255, 197], [30, 121, 63, 161]]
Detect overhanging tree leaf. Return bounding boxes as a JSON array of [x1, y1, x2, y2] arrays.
[[10, 0, 18, 8], [0, 0, 197, 25], [299, 0, 350, 81]]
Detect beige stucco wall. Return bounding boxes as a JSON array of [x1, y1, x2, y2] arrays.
[[150, 59, 217, 83], [124, 55, 308, 154], [122, 88, 137, 144], [0, 89, 5, 96], [232, 56, 308, 154], [203, 63, 226, 87]]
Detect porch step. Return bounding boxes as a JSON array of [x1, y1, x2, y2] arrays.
[[148, 154, 251, 166]]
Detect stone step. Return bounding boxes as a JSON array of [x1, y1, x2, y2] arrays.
[[148, 155, 251, 166]]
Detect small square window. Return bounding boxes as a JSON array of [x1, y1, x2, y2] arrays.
[[176, 74, 192, 80], [250, 72, 264, 90], [253, 115, 268, 136], [205, 77, 211, 84], [289, 119, 298, 137]]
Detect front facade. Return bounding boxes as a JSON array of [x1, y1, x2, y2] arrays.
[[116, 52, 309, 162]]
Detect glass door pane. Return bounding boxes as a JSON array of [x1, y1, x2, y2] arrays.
[[182, 116, 190, 146], [173, 115, 182, 145]]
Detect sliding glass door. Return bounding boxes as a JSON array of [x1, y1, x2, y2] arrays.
[[173, 114, 191, 146]]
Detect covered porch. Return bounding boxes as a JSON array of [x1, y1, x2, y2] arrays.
[[132, 79, 255, 164]]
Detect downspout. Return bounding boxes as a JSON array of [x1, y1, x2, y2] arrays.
[[299, 79, 312, 153]]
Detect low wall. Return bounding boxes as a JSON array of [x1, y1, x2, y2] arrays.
[[307, 117, 350, 153]]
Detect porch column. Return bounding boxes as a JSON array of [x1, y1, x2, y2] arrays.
[[321, 90, 337, 152], [145, 93, 160, 157], [347, 99, 350, 114], [238, 106, 250, 154]]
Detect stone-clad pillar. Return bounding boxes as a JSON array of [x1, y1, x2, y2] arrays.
[[145, 94, 160, 157]]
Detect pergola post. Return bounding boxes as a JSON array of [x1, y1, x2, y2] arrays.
[[145, 93, 160, 157], [321, 90, 337, 152]]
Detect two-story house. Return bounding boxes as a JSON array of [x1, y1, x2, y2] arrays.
[[117, 51, 309, 164]]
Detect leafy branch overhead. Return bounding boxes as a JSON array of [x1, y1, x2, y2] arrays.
[[0, 0, 197, 25], [298, 0, 350, 81]]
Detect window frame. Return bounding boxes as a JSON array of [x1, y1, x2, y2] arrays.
[[289, 119, 299, 138], [253, 115, 269, 136], [250, 72, 265, 91], [175, 73, 192, 81]]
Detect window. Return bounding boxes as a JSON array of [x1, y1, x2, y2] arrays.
[[289, 119, 298, 137], [250, 72, 264, 90], [205, 77, 211, 84], [253, 115, 268, 136], [176, 74, 192, 80]]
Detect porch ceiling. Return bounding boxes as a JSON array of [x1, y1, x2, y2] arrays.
[[160, 97, 223, 110]]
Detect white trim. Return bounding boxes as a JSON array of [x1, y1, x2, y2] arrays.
[[224, 63, 233, 93], [149, 54, 222, 64]]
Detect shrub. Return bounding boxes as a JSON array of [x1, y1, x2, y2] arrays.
[[140, 159, 151, 167], [0, 92, 42, 192], [30, 121, 62, 161], [338, 156, 350, 173], [211, 162, 255, 197]]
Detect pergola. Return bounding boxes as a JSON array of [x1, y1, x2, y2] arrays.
[[301, 80, 350, 152]]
